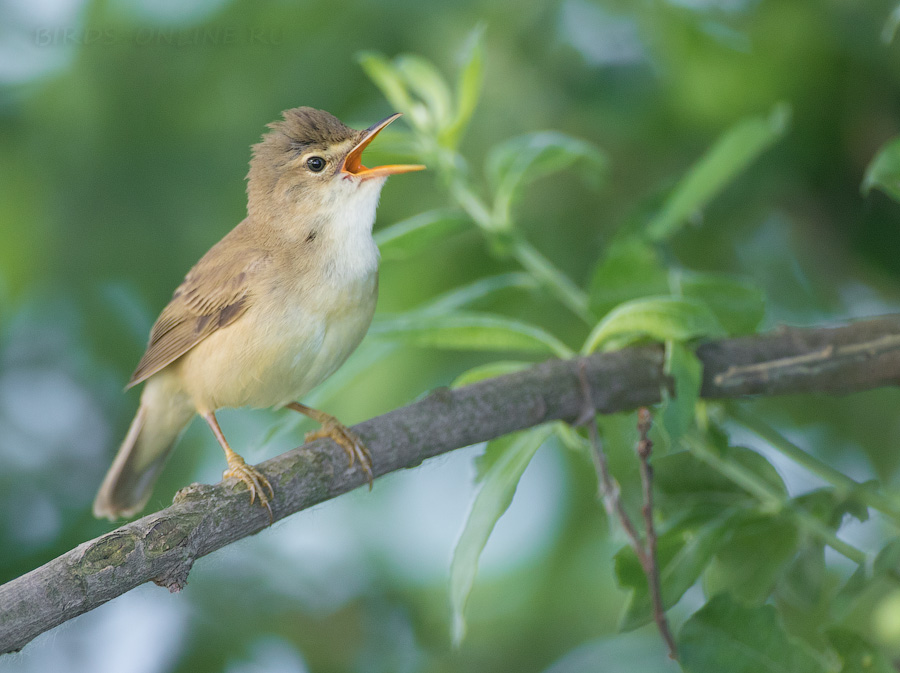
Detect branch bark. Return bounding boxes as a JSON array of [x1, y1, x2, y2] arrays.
[[3, 315, 900, 654]]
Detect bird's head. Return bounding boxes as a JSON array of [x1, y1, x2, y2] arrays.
[[247, 107, 424, 220]]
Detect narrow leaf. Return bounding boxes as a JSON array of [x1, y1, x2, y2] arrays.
[[450, 426, 554, 645], [862, 136, 900, 203], [357, 52, 417, 116], [371, 311, 573, 357], [679, 594, 824, 673], [375, 209, 470, 259], [473, 432, 517, 483], [485, 131, 606, 190], [395, 54, 454, 130], [442, 24, 486, 148], [419, 273, 538, 315], [582, 296, 724, 354], [552, 422, 589, 454], [452, 360, 531, 388], [646, 103, 791, 242], [486, 131, 606, 225]]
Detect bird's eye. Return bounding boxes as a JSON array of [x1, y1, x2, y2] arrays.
[[306, 156, 326, 172]]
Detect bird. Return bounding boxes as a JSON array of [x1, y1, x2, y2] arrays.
[[92, 107, 425, 521]]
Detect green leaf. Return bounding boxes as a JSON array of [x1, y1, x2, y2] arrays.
[[357, 52, 418, 118], [862, 136, 900, 203], [371, 311, 573, 357], [702, 513, 799, 603], [679, 594, 824, 673], [485, 131, 606, 190], [660, 342, 703, 444], [441, 24, 485, 148], [674, 271, 766, 335], [615, 512, 736, 631], [451, 360, 531, 388], [655, 447, 789, 512], [375, 209, 470, 259], [485, 131, 606, 226], [646, 103, 791, 242], [450, 425, 554, 645], [553, 422, 589, 453], [473, 432, 519, 482], [827, 629, 895, 673], [419, 272, 538, 315], [394, 54, 454, 131], [582, 296, 725, 354], [588, 237, 670, 316]]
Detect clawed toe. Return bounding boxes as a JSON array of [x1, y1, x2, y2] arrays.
[[305, 422, 374, 488], [287, 403, 374, 489], [223, 457, 274, 522]]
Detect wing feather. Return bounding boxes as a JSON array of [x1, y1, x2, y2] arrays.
[[127, 228, 268, 388]]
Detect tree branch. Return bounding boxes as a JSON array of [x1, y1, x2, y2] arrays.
[[3, 315, 900, 654]]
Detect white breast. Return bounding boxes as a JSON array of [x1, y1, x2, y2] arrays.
[[319, 175, 384, 282], [182, 176, 385, 411]]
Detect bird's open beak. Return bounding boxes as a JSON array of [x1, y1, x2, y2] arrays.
[[341, 113, 426, 180]]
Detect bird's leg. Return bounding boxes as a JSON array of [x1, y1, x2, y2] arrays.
[[202, 411, 274, 521], [285, 402, 373, 488]]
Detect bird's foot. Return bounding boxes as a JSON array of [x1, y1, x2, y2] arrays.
[[305, 419, 374, 489], [223, 453, 274, 522]]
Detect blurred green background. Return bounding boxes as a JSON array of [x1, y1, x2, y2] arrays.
[[2, 0, 900, 671]]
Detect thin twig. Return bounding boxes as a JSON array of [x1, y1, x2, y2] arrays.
[[576, 366, 677, 659], [586, 411, 648, 561], [635, 408, 677, 659], [576, 363, 647, 555]]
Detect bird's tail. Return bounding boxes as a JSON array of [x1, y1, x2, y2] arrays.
[[93, 380, 194, 520]]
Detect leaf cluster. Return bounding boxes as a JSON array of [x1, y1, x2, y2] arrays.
[[359, 30, 900, 671]]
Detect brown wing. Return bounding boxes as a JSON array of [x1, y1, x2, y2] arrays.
[[127, 231, 268, 388]]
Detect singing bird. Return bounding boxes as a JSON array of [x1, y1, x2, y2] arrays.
[[93, 108, 424, 521]]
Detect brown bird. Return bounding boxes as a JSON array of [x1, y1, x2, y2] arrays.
[[93, 107, 424, 521]]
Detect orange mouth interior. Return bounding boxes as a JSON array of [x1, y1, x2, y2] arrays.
[[341, 113, 426, 179]]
